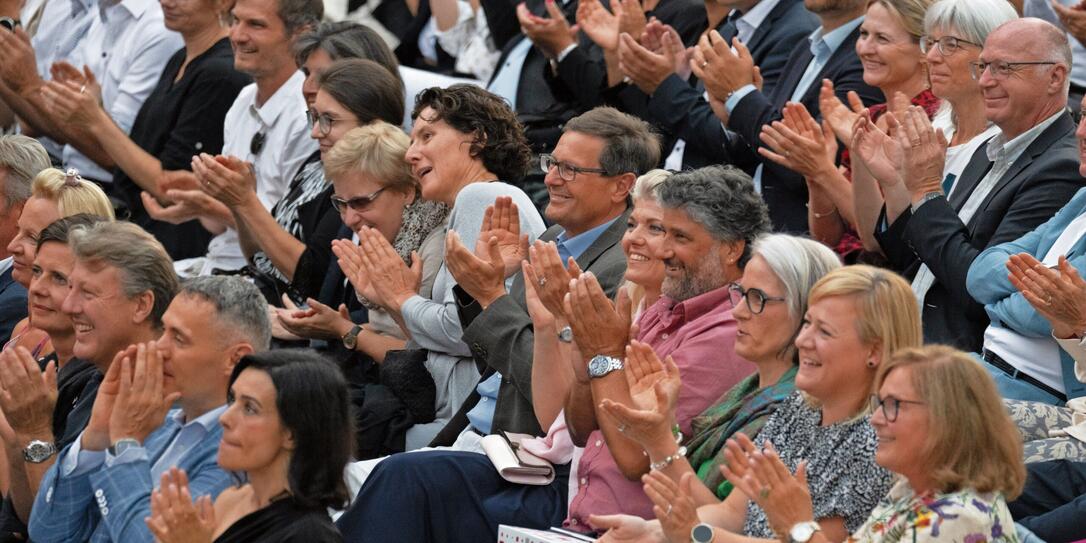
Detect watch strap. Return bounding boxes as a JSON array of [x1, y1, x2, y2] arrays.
[[108, 438, 141, 457]]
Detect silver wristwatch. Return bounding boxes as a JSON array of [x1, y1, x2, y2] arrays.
[[108, 438, 141, 457], [587, 355, 623, 378], [557, 326, 573, 343], [23, 440, 57, 463], [789, 521, 822, 543]]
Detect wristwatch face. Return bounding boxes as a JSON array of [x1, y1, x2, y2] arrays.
[[691, 523, 714, 543], [790, 522, 819, 543], [342, 325, 362, 349], [588, 355, 621, 377], [23, 440, 57, 463], [0, 17, 15, 30]]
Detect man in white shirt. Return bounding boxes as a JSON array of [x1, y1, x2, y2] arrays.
[[158, 0, 320, 276], [0, 0, 181, 182]]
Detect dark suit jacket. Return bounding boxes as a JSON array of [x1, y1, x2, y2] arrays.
[[728, 23, 882, 233], [0, 267, 27, 345], [633, 0, 819, 169], [875, 112, 1085, 352], [431, 210, 631, 444]]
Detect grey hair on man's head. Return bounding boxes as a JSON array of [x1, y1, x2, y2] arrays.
[[923, 0, 1017, 46], [69, 222, 179, 328], [0, 135, 50, 206], [751, 234, 842, 319], [178, 276, 272, 350], [654, 165, 771, 266], [276, 0, 323, 36], [630, 169, 672, 201], [564, 107, 661, 177]]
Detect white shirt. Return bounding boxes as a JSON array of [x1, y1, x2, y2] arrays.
[[61, 0, 182, 181], [26, 0, 97, 159], [175, 71, 316, 275]]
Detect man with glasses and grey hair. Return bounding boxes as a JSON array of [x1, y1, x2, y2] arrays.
[[875, 18, 1086, 396], [0, 135, 50, 342]]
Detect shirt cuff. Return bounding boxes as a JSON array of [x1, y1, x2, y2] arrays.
[[724, 84, 757, 114], [104, 445, 149, 468], [556, 43, 578, 62], [61, 434, 106, 477]]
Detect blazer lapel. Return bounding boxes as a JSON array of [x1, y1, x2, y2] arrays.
[[947, 142, 995, 210], [978, 113, 1075, 213], [744, 0, 794, 52]]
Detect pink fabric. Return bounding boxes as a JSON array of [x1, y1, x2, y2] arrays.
[[521, 412, 575, 465], [564, 286, 755, 528]]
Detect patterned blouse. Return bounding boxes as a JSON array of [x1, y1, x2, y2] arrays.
[[848, 480, 1019, 543], [744, 392, 895, 537]]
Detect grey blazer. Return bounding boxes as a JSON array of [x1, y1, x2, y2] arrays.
[[434, 208, 632, 443]]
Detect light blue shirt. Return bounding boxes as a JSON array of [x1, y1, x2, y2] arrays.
[[64, 405, 226, 484], [466, 214, 623, 433]]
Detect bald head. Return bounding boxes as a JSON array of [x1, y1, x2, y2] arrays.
[[988, 18, 1071, 67]]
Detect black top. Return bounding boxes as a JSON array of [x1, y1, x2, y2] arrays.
[[214, 496, 343, 543], [113, 38, 251, 260]]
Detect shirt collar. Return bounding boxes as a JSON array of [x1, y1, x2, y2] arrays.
[[808, 15, 864, 57], [171, 404, 227, 430], [986, 110, 1065, 165], [555, 214, 622, 261], [0, 257, 13, 277], [735, 0, 780, 35], [249, 70, 305, 128], [99, 0, 148, 21], [660, 283, 734, 323]]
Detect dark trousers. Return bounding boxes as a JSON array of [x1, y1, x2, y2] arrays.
[[1009, 459, 1086, 542], [336, 450, 570, 542]]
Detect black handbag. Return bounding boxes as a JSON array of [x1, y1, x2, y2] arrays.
[[378, 348, 436, 425]]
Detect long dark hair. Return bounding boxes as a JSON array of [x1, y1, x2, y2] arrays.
[[228, 349, 353, 510]]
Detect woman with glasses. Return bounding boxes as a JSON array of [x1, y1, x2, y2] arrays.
[[593, 234, 840, 505], [199, 59, 406, 305], [847, 0, 1017, 256], [722, 345, 1023, 543], [760, 0, 939, 261], [593, 265, 920, 543], [334, 84, 546, 450]]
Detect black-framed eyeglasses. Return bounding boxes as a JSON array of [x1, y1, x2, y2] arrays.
[[330, 187, 387, 213], [969, 60, 1057, 80], [307, 109, 356, 137], [869, 394, 925, 423], [727, 283, 786, 315], [919, 35, 980, 56], [540, 153, 611, 182]]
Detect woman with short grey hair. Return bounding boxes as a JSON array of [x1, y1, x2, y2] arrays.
[[598, 234, 840, 503]]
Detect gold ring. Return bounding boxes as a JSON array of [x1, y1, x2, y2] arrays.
[[759, 487, 771, 499]]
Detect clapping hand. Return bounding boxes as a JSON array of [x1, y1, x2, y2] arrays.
[[108, 342, 181, 447], [758, 102, 837, 180], [82, 346, 136, 451], [1008, 253, 1086, 339], [0, 27, 43, 94], [691, 31, 755, 108], [356, 226, 422, 311], [193, 154, 257, 208], [522, 240, 583, 321], [0, 347, 58, 440], [517, 0, 578, 59], [145, 467, 215, 543], [618, 31, 676, 94], [818, 79, 865, 144], [598, 340, 680, 448], [331, 238, 380, 304], [576, 0, 622, 51], [849, 110, 904, 190], [276, 294, 353, 341], [897, 105, 947, 202], [564, 272, 632, 361], [643, 471, 700, 543], [590, 513, 666, 542], [728, 442, 814, 538], [41, 67, 103, 128]]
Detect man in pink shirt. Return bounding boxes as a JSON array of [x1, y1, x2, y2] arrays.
[[562, 164, 769, 529]]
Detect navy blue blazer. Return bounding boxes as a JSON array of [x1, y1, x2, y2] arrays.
[[877, 112, 1085, 353], [727, 23, 883, 233], [0, 266, 27, 345]]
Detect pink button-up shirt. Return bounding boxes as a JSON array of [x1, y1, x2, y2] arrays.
[[565, 286, 756, 528]]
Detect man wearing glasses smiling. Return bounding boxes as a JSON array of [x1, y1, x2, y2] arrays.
[[876, 18, 1086, 371]]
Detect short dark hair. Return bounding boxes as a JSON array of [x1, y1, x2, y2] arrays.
[[563, 107, 660, 176], [276, 0, 322, 35], [228, 350, 353, 510], [293, 21, 401, 85], [655, 165, 771, 266], [36, 214, 109, 252], [317, 59, 405, 127], [411, 84, 531, 182]]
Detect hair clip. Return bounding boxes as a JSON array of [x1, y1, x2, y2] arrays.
[[64, 168, 82, 187]]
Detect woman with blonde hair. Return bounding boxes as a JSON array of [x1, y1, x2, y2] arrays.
[[728, 344, 1023, 542], [5, 168, 114, 357], [594, 265, 923, 543]]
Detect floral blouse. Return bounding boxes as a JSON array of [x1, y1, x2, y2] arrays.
[[849, 480, 1019, 543]]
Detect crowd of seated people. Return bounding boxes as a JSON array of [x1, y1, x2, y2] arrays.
[[7, 0, 1086, 539]]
